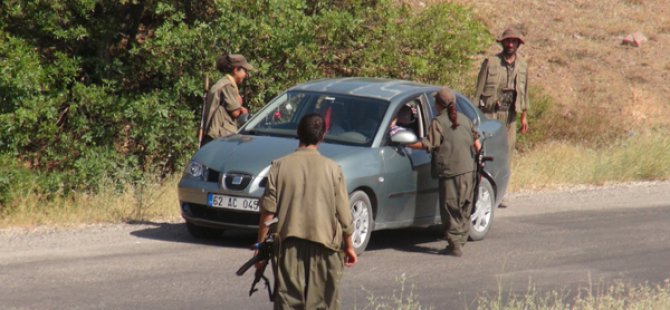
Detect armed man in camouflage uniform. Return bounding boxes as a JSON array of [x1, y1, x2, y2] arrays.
[[409, 88, 481, 257], [257, 113, 357, 309], [474, 27, 530, 208], [200, 54, 253, 146]]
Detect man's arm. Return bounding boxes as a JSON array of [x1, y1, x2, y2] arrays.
[[255, 163, 278, 269], [520, 66, 529, 134], [342, 233, 357, 267], [333, 167, 357, 267], [221, 83, 243, 112], [408, 119, 441, 151], [257, 210, 275, 244], [473, 59, 489, 106]]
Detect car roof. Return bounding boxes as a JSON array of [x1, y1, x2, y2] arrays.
[[289, 77, 440, 101]]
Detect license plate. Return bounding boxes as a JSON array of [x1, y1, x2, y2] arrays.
[[208, 194, 259, 212]]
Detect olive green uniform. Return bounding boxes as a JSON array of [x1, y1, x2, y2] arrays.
[[422, 112, 478, 246], [202, 75, 241, 142], [260, 148, 354, 310], [474, 53, 529, 157]]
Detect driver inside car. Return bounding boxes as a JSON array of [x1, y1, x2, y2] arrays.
[[390, 104, 416, 136]]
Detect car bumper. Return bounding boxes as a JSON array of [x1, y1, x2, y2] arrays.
[[178, 178, 261, 230]]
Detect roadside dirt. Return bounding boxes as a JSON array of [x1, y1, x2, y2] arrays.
[[411, 0, 670, 131]]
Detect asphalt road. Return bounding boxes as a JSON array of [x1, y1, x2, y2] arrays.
[[2, 181, 670, 310]]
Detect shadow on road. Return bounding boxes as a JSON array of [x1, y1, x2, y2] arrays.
[[127, 220, 446, 254], [127, 220, 257, 249], [365, 226, 445, 254]]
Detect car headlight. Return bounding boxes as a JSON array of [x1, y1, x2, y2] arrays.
[[186, 161, 205, 178]]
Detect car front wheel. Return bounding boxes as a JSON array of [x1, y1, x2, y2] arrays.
[[469, 177, 495, 241], [349, 190, 374, 255]]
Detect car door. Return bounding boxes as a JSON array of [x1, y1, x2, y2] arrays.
[[380, 95, 436, 226]]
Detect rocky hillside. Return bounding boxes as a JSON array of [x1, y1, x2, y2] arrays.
[[418, 0, 670, 134]]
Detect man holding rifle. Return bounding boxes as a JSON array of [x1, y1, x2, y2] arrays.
[[200, 53, 253, 147], [256, 113, 357, 309], [408, 87, 481, 257]]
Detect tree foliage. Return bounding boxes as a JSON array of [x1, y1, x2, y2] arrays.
[[0, 0, 490, 202]]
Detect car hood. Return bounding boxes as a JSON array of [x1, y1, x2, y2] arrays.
[[193, 134, 366, 176]]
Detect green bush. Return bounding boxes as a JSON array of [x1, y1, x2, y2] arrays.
[[0, 155, 40, 207], [0, 0, 490, 200]]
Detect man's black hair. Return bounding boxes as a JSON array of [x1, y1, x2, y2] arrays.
[[297, 113, 325, 146], [216, 54, 234, 73]]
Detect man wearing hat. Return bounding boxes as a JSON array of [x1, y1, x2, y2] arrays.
[[473, 27, 530, 207], [409, 87, 481, 257], [200, 53, 253, 146]]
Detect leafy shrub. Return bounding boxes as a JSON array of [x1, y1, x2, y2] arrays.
[[0, 155, 40, 208], [0, 0, 489, 201]]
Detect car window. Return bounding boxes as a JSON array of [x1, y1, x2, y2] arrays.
[[242, 91, 389, 146], [388, 98, 422, 140]]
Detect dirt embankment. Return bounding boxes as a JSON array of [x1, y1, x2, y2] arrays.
[[417, 0, 670, 132]]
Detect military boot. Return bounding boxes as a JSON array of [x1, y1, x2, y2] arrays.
[[449, 243, 463, 257], [440, 239, 462, 257]]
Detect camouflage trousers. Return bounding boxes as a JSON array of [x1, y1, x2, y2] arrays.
[[439, 172, 475, 247]]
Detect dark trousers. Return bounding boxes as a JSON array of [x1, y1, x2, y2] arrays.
[[274, 238, 344, 310], [439, 171, 475, 246]]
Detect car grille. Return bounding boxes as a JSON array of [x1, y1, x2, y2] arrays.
[[187, 203, 260, 226], [207, 169, 220, 183], [224, 173, 253, 190]]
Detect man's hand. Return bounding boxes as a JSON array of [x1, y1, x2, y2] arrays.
[[520, 111, 529, 134], [343, 234, 358, 267], [406, 141, 424, 150], [344, 246, 357, 267]]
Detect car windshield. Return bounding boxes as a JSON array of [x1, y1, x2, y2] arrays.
[[242, 91, 389, 146]]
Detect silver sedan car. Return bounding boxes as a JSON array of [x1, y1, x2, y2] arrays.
[[178, 78, 510, 254]]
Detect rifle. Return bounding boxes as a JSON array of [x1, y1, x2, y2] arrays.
[[198, 75, 210, 147], [473, 146, 494, 207], [236, 218, 278, 301]]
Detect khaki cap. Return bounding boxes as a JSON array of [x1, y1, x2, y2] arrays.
[[435, 87, 455, 107], [496, 28, 525, 44], [228, 54, 254, 71]]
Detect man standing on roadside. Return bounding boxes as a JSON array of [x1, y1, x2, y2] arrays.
[[474, 27, 530, 207], [256, 113, 357, 309], [200, 53, 253, 147], [409, 88, 481, 257]]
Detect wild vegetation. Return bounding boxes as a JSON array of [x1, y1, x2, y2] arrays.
[[2, 0, 669, 226], [0, 0, 489, 219]]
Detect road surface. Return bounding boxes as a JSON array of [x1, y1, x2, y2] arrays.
[[2, 181, 669, 309]]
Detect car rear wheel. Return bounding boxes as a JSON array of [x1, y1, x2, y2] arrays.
[[469, 178, 495, 241], [186, 222, 224, 239], [349, 190, 374, 255]]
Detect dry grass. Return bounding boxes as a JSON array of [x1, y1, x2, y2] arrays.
[[509, 131, 670, 192], [0, 175, 182, 228], [477, 279, 670, 310]]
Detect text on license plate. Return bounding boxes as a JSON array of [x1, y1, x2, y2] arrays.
[[208, 194, 259, 211]]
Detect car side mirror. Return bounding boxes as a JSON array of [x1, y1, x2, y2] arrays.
[[390, 130, 418, 144]]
